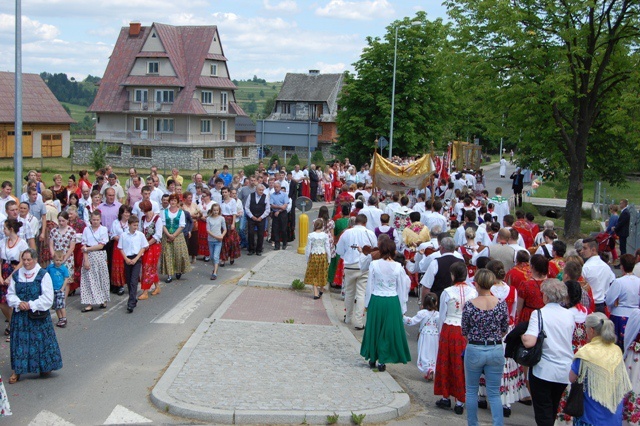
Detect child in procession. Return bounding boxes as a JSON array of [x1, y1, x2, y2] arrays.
[[404, 293, 440, 381], [118, 216, 148, 313], [206, 204, 226, 281], [47, 251, 70, 328]]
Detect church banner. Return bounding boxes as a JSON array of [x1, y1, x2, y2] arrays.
[[370, 152, 435, 191]]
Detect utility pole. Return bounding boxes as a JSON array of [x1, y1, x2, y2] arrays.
[[14, 0, 23, 198]]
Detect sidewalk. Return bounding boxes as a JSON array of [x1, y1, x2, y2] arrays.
[[151, 250, 410, 424]]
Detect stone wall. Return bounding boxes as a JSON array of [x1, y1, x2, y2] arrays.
[[73, 140, 258, 172], [267, 143, 333, 164]]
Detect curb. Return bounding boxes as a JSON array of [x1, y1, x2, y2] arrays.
[[152, 270, 410, 424]]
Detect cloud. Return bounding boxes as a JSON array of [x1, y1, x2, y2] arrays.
[[0, 14, 60, 42], [314, 0, 394, 20], [263, 0, 299, 13]]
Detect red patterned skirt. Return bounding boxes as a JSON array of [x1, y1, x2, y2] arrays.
[[197, 218, 210, 257], [333, 257, 344, 287], [301, 181, 310, 198], [111, 243, 126, 287], [71, 244, 83, 292], [323, 183, 333, 202], [434, 324, 467, 402], [141, 243, 161, 290], [39, 220, 57, 266], [221, 215, 241, 262], [0, 262, 16, 303]]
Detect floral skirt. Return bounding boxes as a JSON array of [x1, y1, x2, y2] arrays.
[[160, 234, 192, 276], [10, 309, 62, 375], [434, 323, 466, 402], [197, 219, 210, 257], [333, 257, 344, 287], [187, 224, 199, 257], [0, 373, 11, 415], [0, 263, 15, 304], [623, 332, 640, 425], [39, 220, 57, 266], [611, 314, 629, 350], [80, 251, 110, 305], [111, 244, 126, 287], [360, 295, 411, 365], [71, 244, 83, 292], [220, 215, 241, 262], [304, 254, 328, 287], [141, 243, 161, 290]]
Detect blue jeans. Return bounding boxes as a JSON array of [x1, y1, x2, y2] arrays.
[[464, 344, 504, 426], [239, 214, 248, 248], [208, 239, 222, 266]]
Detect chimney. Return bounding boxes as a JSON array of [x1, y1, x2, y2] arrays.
[[129, 22, 141, 36], [309, 70, 320, 76]]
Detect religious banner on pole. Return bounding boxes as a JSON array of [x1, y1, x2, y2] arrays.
[[370, 152, 435, 191]]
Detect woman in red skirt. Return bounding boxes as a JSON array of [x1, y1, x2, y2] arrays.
[[110, 205, 131, 295], [67, 206, 86, 295], [139, 201, 162, 300], [301, 167, 311, 198], [219, 188, 241, 266], [323, 166, 333, 202], [434, 262, 478, 415]]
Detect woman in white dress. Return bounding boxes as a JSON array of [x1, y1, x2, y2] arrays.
[[404, 292, 439, 381], [0, 219, 30, 339], [80, 211, 110, 312]]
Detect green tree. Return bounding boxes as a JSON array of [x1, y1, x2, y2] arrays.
[[335, 12, 453, 166], [246, 100, 257, 113], [446, 0, 640, 237], [288, 153, 301, 167], [259, 90, 265, 98], [263, 94, 277, 116]]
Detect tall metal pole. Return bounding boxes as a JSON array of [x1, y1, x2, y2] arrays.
[[389, 25, 399, 160], [14, 0, 23, 199]]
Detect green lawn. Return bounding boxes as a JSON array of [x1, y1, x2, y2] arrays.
[[61, 102, 92, 123], [234, 80, 282, 118], [532, 178, 640, 204]]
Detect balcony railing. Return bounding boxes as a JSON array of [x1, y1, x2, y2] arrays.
[[123, 101, 231, 115], [95, 131, 236, 145]]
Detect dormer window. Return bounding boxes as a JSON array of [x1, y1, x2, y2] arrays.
[[201, 91, 213, 105], [210, 63, 218, 76], [147, 61, 159, 74]]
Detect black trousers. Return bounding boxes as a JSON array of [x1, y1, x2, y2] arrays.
[[248, 217, 265, 254], [310, 182, 318, 201], [124, 255, 141, 310], [620, 235, 628, 255], [514, 187, 523, 207], [104, 240, 115, 290], [271, 211, 288, 248], [529, 370, 567, 426]]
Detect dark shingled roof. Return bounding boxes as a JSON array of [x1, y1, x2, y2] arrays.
[[0, 72, 75, 124], [276, 73, 344, 103], [235, 115, 255, 131], [89, 23, 241, 116]]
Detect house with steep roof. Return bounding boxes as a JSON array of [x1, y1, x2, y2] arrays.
[[76, 22, 256, 169], [0, 72, 75, 158], [266, 70, 344, 158]]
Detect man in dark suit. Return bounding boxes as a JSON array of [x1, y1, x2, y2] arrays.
[[309, 164, 319, 201], [510, 167, 524, 207], [615, 198, 631, 256]]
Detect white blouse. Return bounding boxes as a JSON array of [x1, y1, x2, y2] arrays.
[[404, 309, 440, 335], [220, 199, 237, 216], [7, 264, 54, 312], [304, 232, 331, 263], [439, 284, 478, 330], [110, 219, 129, 240], [82, 225, 109, 247], [142, 215, 163, 243], [0, 238, 29, 263], [161, 209, 186, 227], [365, 260, 410, 314]]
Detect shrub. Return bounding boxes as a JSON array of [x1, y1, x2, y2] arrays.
[[288, 153, 301, 167], [269, 154, 280, 167], [311, 150, 325, 165], [291, 279, 305, 290], [327, 413, 339, 424], [89, 140, 108, 171], [351, 412, 365, 425], [243, 163, 259, 176]]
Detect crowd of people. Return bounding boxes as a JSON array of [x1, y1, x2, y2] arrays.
[[300, 156, 640, 426]]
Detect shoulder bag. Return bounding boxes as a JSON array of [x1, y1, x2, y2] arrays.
[[515, 309, 545, 367], [563, 381, 584, 417]]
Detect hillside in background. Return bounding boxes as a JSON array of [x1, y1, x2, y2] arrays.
[[233, 78, 282, 120]]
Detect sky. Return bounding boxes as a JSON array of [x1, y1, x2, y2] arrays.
[[0, 0, 448, 82]]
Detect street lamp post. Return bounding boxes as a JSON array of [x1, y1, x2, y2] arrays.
[[389, 21, 421, 160]]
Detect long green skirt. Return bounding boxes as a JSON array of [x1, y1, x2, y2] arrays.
[[328, 255, 339, 284], [360, 295, 411, 365]]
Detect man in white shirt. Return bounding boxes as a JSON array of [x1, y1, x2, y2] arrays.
[[148, 177, 165, 205], [384, 193, 400, 217], [424, 200, 448, 232], [581, 236, 615, 313], [491, 215, 525, 247], [117, 215, 148, 313], [132, 186, 160, 220], [187, 173, 209, 195], [453, 210, 491, 247], [0, 181, 17, 214], [210, 178, 224, 204], [101, 174, 126, 204], [359, 196, 383, 232], [335, 214, 377, 330], [291, 165, 305, 197]]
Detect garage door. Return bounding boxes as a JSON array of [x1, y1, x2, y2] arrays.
[[3, 131, 33, 158], [42, 134, 63, 157]]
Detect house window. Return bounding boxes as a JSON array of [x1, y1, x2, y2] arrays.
[[318, 124, 323, 135], [281, 145, 296, 151], [220, 92, 228, 112], [210, 64, 218, 76], [241, 147, 249, 158], [310, 104, 323, 119], [132, 145, 152, 158], [201, 91, 213, 105], [220, 119, 227, 140], [203, 148, 215, 159], [200, 119, 212, 134], [223, 148, 234, 158], [281, 103, 291, 114], [155, 90, 174, 104], [156, 118, 174, 133], [134, 117, 148, 132], [147, 61, 159, 74], [134, 89, 148, 103]]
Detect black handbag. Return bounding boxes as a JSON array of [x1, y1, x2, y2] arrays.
[[563, 382, 584, 417], [515, 309, 545, 367]]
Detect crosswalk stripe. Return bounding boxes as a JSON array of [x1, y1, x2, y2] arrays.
[[103, 405, 152, 424], [29, 410, 75, 426], [151, 284, 216, 324]]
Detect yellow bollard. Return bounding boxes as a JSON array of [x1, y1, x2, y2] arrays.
[[297, 213, 309, 254]]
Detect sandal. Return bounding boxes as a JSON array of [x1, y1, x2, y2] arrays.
[[5, 336, 9, 342], [8, 374, 19, 384], [99, 304, 107, 309], [81, 306, 94, 313], [4, 327, 9, 336]]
